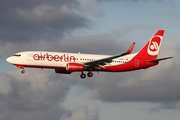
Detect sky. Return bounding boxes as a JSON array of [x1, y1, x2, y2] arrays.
[[0, 0, 180, 120]]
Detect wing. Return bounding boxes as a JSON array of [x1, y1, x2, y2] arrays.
[[84, 42, 135, 68]]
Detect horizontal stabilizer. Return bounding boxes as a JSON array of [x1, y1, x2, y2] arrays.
[[148, 57, 173, 63]]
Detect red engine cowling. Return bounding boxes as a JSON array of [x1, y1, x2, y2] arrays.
[[66, 63, 84, 71], [55, 68, 72, 74]]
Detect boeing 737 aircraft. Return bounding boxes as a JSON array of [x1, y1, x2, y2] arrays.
[[6, 30, 172, 78]]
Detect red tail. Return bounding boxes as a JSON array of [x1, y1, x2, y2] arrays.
[[135, 30, 164, 60]]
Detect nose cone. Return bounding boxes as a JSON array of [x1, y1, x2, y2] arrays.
[[6, 57, 13, 63]]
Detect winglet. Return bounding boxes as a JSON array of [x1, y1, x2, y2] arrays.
[[125, 42, 136, 54]]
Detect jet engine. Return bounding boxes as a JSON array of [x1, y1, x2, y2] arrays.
[[66, 63, 84, 71], [55, 68, 72, 74]]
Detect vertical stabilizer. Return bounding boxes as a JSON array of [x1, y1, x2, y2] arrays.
[[135, 30, 164, 60]]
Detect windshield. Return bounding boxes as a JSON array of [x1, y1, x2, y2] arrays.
[[13, 54, 21, 57]]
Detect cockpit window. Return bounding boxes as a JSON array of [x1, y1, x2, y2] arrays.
[[13, 54, 21, 57]]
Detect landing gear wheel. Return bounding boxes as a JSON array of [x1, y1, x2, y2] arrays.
[[80, 73, 86, 79], [87, 72, 93, 77], [21, 70, 25, 74]]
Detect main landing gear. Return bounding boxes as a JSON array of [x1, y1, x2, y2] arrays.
[[80, 71, 93, 79]]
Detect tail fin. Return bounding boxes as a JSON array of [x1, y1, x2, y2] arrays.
[[135, 30, 164, 60]]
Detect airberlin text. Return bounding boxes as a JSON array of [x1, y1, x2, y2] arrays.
[[33, 53, 76, 62]]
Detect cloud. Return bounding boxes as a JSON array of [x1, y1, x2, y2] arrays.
[[78, 0, 104, 17], [144, 102, 180, 113], [0, 69, 100, 120], [61, 106, 100, 120], [0, 70, 64, 119], [97, 0, 167, 2], [0, 0, 90, 43], [0, 32, 132, 58]]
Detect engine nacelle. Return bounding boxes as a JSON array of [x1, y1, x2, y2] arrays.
[[66, 63, 84, 72], [55, 68, 72, 74]]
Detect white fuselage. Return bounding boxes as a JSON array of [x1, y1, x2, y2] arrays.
[[7, 51, 137, 70]]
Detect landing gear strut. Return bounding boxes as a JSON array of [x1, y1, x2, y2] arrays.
[[21, 69, 25, 74]]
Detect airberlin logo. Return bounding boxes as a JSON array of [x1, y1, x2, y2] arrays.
[[147, 36, 162, 56], [149, 41, 159, 51], [33, 53, 76, 62]]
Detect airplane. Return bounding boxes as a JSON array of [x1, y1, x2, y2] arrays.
[[6, 30, 172, 78]]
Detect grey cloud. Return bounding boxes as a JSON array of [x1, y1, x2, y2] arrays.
[[0, 0, 78, 9], [0, 70, 71, 120], [78, 0, 104, 17], [0, 33, 132, 58], [144, 102, 180, 113], [97, 0, 167, 2], [0, 0, 90, 43], [0, 70, 100, 120], [2, 105, 69, 120], [159, 102, 180, 110], [54, 34, 131, 55], [61, 106, 100, 120]]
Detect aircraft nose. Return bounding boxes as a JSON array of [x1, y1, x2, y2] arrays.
[[6, 57, 13, 63]]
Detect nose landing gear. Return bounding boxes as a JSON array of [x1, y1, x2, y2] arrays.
[[21, 69, 25, 74], [15, 65, 25, 74]]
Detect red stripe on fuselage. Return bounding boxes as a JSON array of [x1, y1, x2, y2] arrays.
[[104, 58, 158, 72]]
